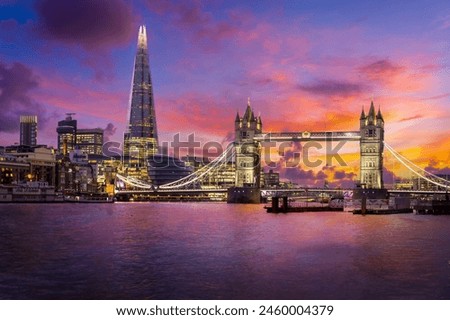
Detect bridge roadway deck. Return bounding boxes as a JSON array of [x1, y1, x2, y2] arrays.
[[115, 188, 448, 196], [115, 189, 227, 195]]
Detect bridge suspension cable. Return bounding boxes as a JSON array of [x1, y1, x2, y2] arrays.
[[384, 142, 450, 189], [159, 143, 235, 189], [115, 174, 154, 189], [385, 142, 449, 184], [116, 143, 235, 190]]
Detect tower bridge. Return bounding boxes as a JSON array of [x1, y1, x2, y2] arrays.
[[232, 99, 384, 191], [116, 97, 449, 200]]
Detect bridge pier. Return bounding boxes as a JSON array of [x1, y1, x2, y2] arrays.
[[227, 187, 261, 204]]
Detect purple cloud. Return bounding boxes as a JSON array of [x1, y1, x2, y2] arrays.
[[0, 19, 19, 42], [298, 79, 365, 97], [333, 170, 356, 180], [34, 0, 136, 51], [0, 61, 49, 133], [103, 123, 117, 142], [383, 168, 397, 186], [425, 160, 450, 175], [147, 0, 239, 50], [399, 114, 424, 122]]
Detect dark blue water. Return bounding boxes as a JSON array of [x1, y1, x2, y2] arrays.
[[1, 203, 450, 299]]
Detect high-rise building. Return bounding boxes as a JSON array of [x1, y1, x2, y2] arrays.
[[76, 128, 104, 156], [20, 115, 37, 146], [57, 113, 77, 155], [123, 25, 159, 181]]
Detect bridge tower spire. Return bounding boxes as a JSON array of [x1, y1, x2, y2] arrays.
[[360, 100, 384, 189]]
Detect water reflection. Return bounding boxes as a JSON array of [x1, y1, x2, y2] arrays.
[[0, 203, 449, 299]]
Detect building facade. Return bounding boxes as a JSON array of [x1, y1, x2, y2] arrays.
[[123, 25, 159, 181], [76, 128, 104, 156], [57, 148, 98, 194], [20, 115, 37, 146], [147, 155, 192, 187], [263, 169, 280, 188], [182, 156, 235, 188], [57, 114, 77, 154], [3, 145, 56, 186], [0, 153, 29, 185]]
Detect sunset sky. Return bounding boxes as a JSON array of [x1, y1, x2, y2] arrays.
[[0, 0, 449, 186]]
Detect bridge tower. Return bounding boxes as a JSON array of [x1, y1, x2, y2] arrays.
[[234, 99, 262, 187], [359, 101, 384, 189]]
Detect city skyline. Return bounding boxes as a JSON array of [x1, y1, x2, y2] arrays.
[[0, 0, 449, 186]]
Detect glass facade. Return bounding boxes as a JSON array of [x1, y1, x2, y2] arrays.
[[123, 25, 159, 180], [147, 155, 192, 187], [57, 114, 77, 155], [76, 129, 104, 156]]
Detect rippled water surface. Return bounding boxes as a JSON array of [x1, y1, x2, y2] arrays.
[[1, 203, 450, 299]]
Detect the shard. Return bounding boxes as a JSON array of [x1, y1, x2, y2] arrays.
[[123, 25, 159, 180]]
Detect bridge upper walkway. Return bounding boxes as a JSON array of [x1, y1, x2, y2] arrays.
[[254, 131, 361, 142]]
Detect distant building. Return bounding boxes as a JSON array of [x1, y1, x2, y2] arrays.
[[263, 169, 280, 188], [3, 145, 56, 186], [0, 152, 29, 185], [394, 178, 413, 190], [394, 174, 450, 191], [57, 113, 77, 154], [182, 155, 235, 188], [147, 155, 192, 187], [56, 114, 104, 157], [214, 161, 236, 188], [96, 157, 121, 195], [54, 115, 106, 194], [57, 148, 98, 194], [76, 128, 104, 156], [20, 115, 37, 146], [412, 174, 450, 191]]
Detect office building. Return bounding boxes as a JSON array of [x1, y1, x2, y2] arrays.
[[20, 115, 37, 146], [76, 128, 104, 156]]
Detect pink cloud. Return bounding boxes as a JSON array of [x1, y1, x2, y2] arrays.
[[358, 59, 405, 82], [33, 70, 129, 126]]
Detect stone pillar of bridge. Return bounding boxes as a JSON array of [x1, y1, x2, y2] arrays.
[[234, 98, 262, 188], [359, 100, 384, 189]]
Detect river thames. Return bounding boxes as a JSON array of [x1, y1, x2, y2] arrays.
[[0, 202, 449, 299]]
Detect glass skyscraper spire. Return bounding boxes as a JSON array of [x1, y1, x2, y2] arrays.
[[123, 25, 159, 180]]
